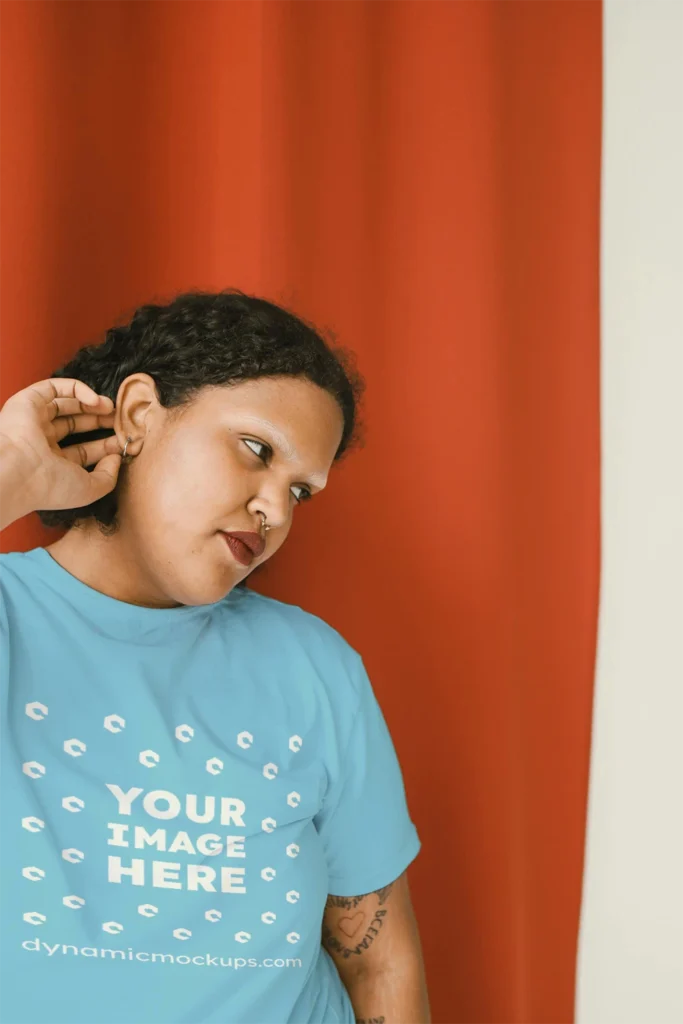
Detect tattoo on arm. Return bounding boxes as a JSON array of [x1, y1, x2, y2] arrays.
[[322, 881, 396, 961], [355, 1018, 386, 1023], [326, 881, 395, 911]]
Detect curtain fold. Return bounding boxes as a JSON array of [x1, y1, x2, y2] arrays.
[[0, 3, 602, 1021]]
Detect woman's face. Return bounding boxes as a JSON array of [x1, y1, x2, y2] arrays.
[[106, 374, 345, 606]]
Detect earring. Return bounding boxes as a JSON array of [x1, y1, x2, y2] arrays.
[[121, 436, 133, 458]]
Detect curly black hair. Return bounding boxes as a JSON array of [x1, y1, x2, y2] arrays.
[[37, 289, 365, 550]]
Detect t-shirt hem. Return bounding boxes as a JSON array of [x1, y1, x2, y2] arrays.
[[325, 825, 421, 896]]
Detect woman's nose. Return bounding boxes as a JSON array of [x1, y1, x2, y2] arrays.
[[249, 494, 290, 531]]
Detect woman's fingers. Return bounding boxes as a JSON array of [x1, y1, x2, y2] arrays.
[[45, 395, 116, 422], [28, 378, 114, 411], [45, 397, 90, 420], [60, 433, 123, 468], [0, 379, 122, 521], [52, 411, 116, 442]]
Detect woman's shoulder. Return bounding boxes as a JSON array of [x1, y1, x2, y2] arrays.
[[0, 549, 34, 592], [0, 549, 29, 567], [0, 551, 29, 629], [1, 548, 44, 569], [233, 586, 362, 674]]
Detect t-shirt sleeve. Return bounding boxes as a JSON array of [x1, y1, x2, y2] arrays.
[[313, 653, 421, 896]]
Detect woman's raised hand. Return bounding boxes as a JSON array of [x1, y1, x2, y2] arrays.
[[0, 378, 124, 526]]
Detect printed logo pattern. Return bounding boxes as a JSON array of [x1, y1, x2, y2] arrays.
[[20, 706, 306, 947]]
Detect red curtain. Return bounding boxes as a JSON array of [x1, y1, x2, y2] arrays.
[[0, 3, 602, 1021]]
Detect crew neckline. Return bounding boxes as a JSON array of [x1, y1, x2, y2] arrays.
[[22, 546, 242, 630]]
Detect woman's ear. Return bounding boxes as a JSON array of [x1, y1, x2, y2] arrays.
[[114, 373, 160, 457]]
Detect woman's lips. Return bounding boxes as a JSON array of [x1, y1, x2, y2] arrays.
[[222, 532, 264, 565], [222, 534, 254, 566]]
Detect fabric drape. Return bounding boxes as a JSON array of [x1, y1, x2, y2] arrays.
[[0, 3, 603, 1021]]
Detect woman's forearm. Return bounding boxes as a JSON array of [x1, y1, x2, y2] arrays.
[[0, 434, 35, 529], [344, 961, 432, 1024]]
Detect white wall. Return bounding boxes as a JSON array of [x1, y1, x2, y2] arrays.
[[575, 3, 683, 1023]]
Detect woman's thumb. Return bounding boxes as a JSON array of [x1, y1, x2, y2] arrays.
[[87, 453, 123, 501]]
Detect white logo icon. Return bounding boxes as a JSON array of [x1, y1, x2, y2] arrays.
[[23, 912, 46, 926], [62, 848, 85, 864], [286, 890, 300, 904], [261, 911, 276, 924], [263, 762, 278, 780], [104, 714, 125, 733], [22, 866, 45, 882], [205, 757, 223, 776], [102, 921, 123, 935], [287, 791, 301, 807], [173, 928, 191, 941], [236, 731, 253, 749], [62, 796, 85, 813], [63, 738, 86, 758], [235, 931, 251, 943], [22, 816, 45, 833], [63, 895, 85, 910], [22, 761, 46, 779], [25, 702, 48, 721], [288, 734, 303, 753], [261, 817, 277, 833], [139, 749, 160, 768], [286, 932, 300, 944], [261, 867, 276, 882], [175, 724, 194, 743], [286, 843, 300, 858], [205, 909, 221, 923], [138, 904, 158, 918]]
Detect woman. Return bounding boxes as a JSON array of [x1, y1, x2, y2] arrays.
[[0, 291, 430, 1024]]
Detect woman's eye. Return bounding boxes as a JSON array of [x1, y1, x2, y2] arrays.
[[291, 485, 313, 504], [243, 439, 312, 505], [243, 438, 270, 463]]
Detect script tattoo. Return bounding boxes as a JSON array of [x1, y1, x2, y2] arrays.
[[322, 880, 396, 961], [355, 1018, 386, 1023]]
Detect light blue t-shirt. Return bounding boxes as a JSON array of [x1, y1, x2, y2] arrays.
[[0, 547, 421, 1024]]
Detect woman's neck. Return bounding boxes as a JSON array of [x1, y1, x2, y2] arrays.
[[44, 528, 184, 609]]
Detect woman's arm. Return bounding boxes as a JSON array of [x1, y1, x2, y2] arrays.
[[322, 871, 431, 1023], [0, 434, 35, 529]]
